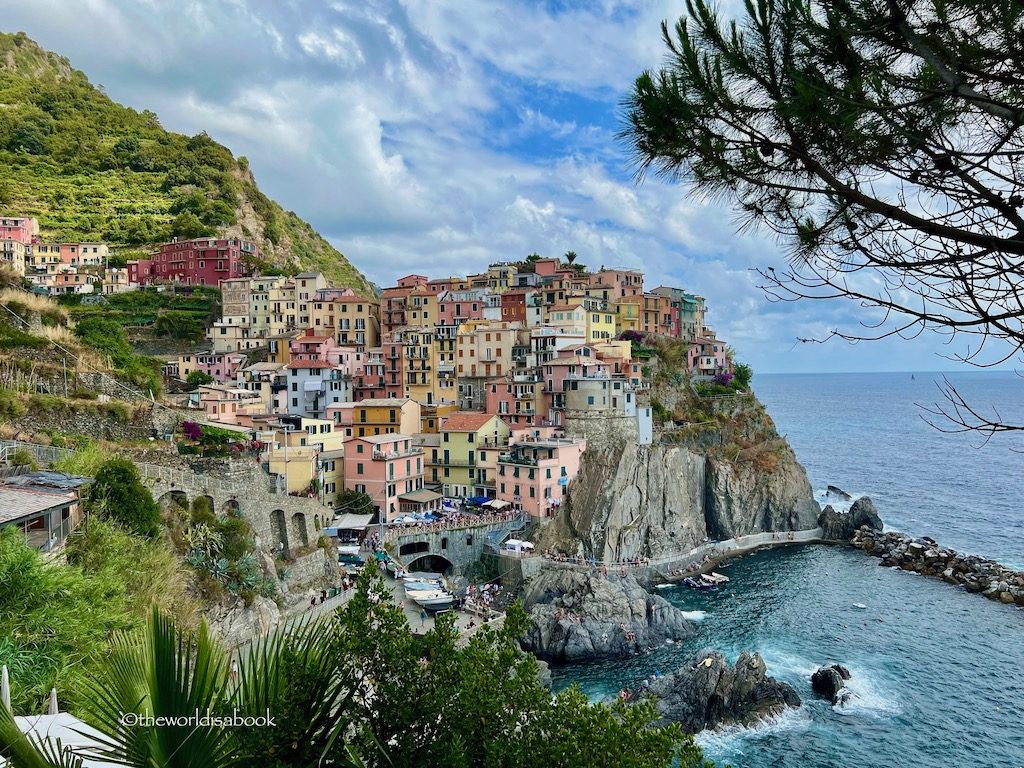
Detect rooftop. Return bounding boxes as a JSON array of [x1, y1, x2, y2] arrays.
[[0, 486, 76, 525], [441, 412, 495, 432]]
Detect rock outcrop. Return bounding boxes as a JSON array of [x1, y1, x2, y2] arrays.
[[536, 437, 819, 564], [641, 651, 801, 732], [853, 528, 1024, 606], [826, 485, 853, 500], [817, 496, 883, 541], [811, 664, 851, 704], [206, 595, 282, 647], [519, 568, 694, 661]]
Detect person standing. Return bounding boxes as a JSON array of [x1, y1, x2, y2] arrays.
[[420, 608, 428, 628]]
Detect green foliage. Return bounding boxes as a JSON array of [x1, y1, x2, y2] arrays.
[[651, 399, 672, 424], [153, 310, 202, 341], [0, 519, 193, 714], [72, 315, 162, 394], [733, 363, 753, 389], [10, 447, 37, 469], [0, 32, 373, 295], [5, 568, 708, 767], [52, 441, 109, 476], [87, 457, 160, 537], [186, 369, 214, 386], [0, 318, 46, 349], [337, 488, 374, 516]]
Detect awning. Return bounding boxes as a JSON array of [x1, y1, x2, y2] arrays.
[[467, 495, 491, 505], [483, 499, 511, 510], [398, 489, 442, 504], [334, 513, 374, 529]]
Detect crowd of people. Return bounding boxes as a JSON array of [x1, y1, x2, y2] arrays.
[[381, 509, 521, 540]]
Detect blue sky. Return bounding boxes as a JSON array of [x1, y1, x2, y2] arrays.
[[0, 0, 1010, 374]]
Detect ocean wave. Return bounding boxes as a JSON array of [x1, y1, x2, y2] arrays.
[[831, 669, 900, 717], [695, 706, 812, 756], [678, 610, 707, 622]]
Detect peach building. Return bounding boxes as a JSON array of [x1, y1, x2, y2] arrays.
[[343, 433, 429, 522], [496, 433, 586, 519]]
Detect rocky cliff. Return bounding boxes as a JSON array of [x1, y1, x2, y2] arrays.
[[538, 396, 819, 562], [519, 568, 694, 661]]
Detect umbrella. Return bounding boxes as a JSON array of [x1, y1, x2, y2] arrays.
[[48, 688, 59, 715], [1, 665, 9, 711], [374, 551, 390, 561]]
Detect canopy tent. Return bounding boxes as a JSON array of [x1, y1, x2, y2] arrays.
[[334, 513, 374, 530], [466, 496, 491, 506], [482, 499, 511, 510]]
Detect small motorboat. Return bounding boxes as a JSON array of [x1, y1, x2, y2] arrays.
[[683, 577, 716, 590], [655, 583, 673, 590], [703, 572, 730, 585], [410, 592, 457, 609], [852, 603, 868, 610], [404, 580, 444, 592]]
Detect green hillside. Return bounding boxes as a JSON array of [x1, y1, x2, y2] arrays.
[[0, 31, 374, 295]]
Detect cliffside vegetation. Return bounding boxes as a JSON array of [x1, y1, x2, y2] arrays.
[[0, 32, 373, 295]]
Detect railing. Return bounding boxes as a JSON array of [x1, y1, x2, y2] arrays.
[[372, 447, 422, 460], [498, 454, 537, 466]]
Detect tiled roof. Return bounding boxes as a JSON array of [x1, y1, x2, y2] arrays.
[[0, 487, 75, 525], [441, 412, 494, 432]]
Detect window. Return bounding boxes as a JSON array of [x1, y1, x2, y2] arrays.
[[357, 463, 364, 474]]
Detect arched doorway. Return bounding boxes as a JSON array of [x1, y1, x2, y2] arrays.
[[157, 489, 188, 512], [221, 498, 241, 518], [271, 509, 289, 553], [406, 553, 455, 575], [291, 512, 309, 548]]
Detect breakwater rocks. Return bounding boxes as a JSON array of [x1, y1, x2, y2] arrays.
[[853, 529, 1024, 607], [641, 650, 801, 732], [519, 568, 694, 661]]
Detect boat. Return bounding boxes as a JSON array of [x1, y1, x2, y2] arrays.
[[683, 576, 716, 590], [655, 583, 673, 590], [852, 603, 868, 610], [704, 572, 730, 585], [410, 592, 457, 609], [406, 589, 452, 601], [404, 580, 444, 592]]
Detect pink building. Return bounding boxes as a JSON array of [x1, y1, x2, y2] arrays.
[[496, 434, 586, 518], [344, 433, 426, 522], [381, 336, 404, 398], [290, 331, 339, 363], [437, 289, 487, 326], [353, 348, 388, 401], [0, 216, 38, 245], [588, 268, 645, 300], [142, 238, 258, 286], [484, 374, 541, 427], [688, 337, 729, 378], [128, 259, 153, 285]]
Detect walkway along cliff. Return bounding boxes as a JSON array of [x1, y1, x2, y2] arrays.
[[536, 387, 820, 565]]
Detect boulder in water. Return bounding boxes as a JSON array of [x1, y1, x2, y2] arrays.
[[818, 496, 883, 540], [641, 650, 800, 732], [811, 664, 851, 704], [519, 568, 694, 662], [826, 485, 853, 501]]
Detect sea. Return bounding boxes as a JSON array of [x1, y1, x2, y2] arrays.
[[551, 371, 1024, 768]]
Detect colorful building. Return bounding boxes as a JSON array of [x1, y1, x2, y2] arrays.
[[437, 412, 511, 498], [142, 237, 258, 287], [343, 433, 427, 523], [496, 434, 586, 519]]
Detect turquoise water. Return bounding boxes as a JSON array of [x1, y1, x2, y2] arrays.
[[552, 372, 1024, 767]]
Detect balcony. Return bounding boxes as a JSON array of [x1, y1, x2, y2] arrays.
[[372, 446, 422, 460], [498, 453, 537, 466]]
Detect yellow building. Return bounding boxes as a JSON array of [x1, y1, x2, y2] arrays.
[[614, 298, 642, 334], [263, 416, 345, 505], [347, 397, 422, 438], [585, 308, 616, 343], [438, 412, 511, 498], [420, 402, 460, 433], [402, 327, 442, 404]]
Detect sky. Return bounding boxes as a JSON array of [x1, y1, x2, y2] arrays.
[[0, 0, 1009, 374]]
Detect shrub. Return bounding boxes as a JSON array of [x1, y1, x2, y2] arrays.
[[87, 458, 160, 537], [11, 447, 37, 470], [733, 362, 753, 389], [185, 370, 213, 387]]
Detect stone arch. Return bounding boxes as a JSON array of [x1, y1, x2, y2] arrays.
[[291, 512, 309, 548], [270, 509, 289, 553], [399, 541, 429, 558], [221, 498, 241, 518], [157, 489, 188, 512], [406, 553, 454, 575], [191, 494, 215, 520]]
